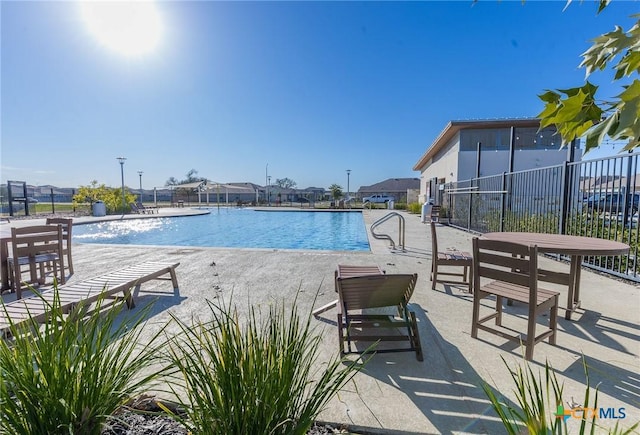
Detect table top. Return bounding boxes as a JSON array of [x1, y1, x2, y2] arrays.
[[482, 232, 630, 256]]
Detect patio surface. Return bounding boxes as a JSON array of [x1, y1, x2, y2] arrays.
[[2, 207, 639, 434]]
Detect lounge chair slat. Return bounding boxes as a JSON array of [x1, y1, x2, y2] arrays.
[[1, 261, 180, 337]]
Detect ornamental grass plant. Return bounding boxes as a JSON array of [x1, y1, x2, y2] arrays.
[[0, 286, 167, 435], [162, 296, 362, 435], [483, 356, 639, 435]]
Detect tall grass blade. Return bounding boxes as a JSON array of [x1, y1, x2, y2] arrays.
[[483, 355, 639, 435], [0, 284, 167, 435], [163, 295, 361, 435]]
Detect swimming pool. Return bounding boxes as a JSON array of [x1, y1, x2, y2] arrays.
[[73, 209, 370, 251]]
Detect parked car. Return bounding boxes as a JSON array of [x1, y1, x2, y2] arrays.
[[582, 192, 640, 214], [362, 194, 395, 204]]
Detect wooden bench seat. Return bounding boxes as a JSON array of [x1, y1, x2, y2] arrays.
[[1, 261, 180, 336]]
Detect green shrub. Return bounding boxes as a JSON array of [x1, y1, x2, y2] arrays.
[[0, 287, 167, 435], [163, 297, 361, 435], [407, 202, 422, 214], [73, 180, 137, 214]]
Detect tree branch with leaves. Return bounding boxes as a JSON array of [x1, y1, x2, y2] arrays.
[[538, 3, 639, 153]]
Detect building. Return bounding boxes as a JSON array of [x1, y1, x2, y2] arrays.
[[357, 178, 420, 203], [225, 182, 262, 203], [412, 118, 581, 204]]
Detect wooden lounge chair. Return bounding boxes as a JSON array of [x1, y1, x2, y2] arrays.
[[0, 261, 180, 337], [129, 202, 145, 214], [430, 222, 472, 292], [7, 224, 65, 299], [136, 201, 158, 214], [312, 264, 384, 316], [337, 273, 423, 361], [471, 238, 559, 361]]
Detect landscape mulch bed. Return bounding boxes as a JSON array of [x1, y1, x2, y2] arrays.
[[101, 396, 351, 435]]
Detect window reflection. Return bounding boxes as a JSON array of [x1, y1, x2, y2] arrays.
[[460, 126, 562, 151]]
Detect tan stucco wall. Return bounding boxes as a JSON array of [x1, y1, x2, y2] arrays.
[[417, 133, 460, 202]]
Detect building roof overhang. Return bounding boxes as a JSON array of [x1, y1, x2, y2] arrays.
[[412, 118, 541, 171]]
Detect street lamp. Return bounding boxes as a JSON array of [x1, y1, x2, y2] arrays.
[[117, 157, 126, 212], [346, 169, 351, 200], [267, 175, 271, 206], [265, 163, 268, 204], [138, 171, 143, 202]]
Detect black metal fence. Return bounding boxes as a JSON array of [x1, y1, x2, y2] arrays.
[[441, 151, 640, 282]]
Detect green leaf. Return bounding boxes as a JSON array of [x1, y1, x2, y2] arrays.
[[584, 116, 613, 153], [614, 102, 637, 138], [538, 90, 561, 104], [555, 86, 585, 98], [537, 103, 560, 127], [597, 0, 611, 14], [618, 80, 640, 102], [581, 25, 629, 76], [615, 51, 640, 78], [558, 91, 588, 119], [622, 139, 640, 151]]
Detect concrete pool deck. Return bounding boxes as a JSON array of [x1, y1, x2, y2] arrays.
[[2, 207, 639, 433]]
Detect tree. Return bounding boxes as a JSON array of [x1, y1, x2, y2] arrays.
[[73, 180, 136, 214], [184, 169, 202, 184], [165, 170, 206, 204], [538, 1, 639, 153], [328, 184, 343, 201], [165, 170, 206, 187], [275, 177, 297, 189]]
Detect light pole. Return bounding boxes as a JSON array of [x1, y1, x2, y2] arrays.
[[117, 157, 126, 212], [267, 175, 271, 206], [346, 169, 351, 200], [138, 171, 143, 202], [265, 163, 268, 204]]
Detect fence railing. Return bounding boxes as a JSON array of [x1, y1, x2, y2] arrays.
[[441, 151, 640, 282]]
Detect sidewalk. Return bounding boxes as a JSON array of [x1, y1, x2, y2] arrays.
[[2, 208, 639, 433]]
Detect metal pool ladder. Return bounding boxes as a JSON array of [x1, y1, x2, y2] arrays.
[[370, 212, 405, 251]]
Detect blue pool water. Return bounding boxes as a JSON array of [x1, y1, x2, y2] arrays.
[[73, 209, 370, 251]]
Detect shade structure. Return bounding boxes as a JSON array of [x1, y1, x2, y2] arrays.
[[201, 182, 255, 209]]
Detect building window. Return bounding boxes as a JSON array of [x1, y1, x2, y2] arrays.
[[460, 126, 563, 152], [460, 128, 511, 151], [514, 126, 561, 150]]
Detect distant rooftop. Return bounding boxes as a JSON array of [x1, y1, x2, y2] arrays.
[[359, 178, 420, 193]]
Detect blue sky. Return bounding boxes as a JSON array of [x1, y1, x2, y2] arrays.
[[1, 1, 637, 191]]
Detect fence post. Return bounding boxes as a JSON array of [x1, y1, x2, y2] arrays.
[[467, 178, 474, 231], [559, 161, 570, 235], [447, 183, 452, 225], [50, 187, 55, 214], [623, 150, 633, 227], [500, 172, 507, 233]]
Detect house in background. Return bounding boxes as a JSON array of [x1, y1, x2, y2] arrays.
[[412, 118, 581, 204], [299, 187, 326, 202], [226, 182, 262, 203], [357, 178, 420, 203]]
